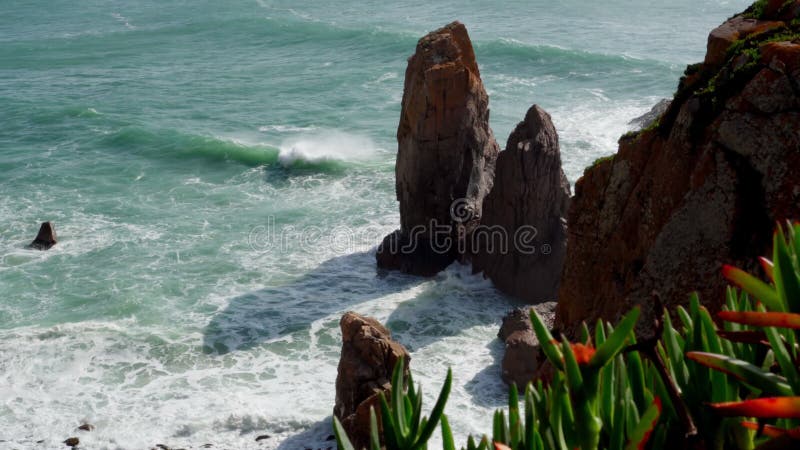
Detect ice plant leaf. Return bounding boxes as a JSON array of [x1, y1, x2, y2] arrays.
[[412, 367, 452, 449], [589, 306, 639, 369], [739, 421, 790, 438], [722, 265, 782, 312], [370, 407, 381, 450], [759, 257, 775, 282], [561, 339, 584, 392], [529, 309, 564, 370], [441, 415, 456, 450], [391, 357, 409, 443], [718, 311, 800, 329], [379, 392, 401, 450], [624, 397, 662, 450], [493, 443, 511, 450], [774, 232, 800, 314], [709, 397, 800, 418], [686, 351, 793, 396], [333, 416, 356, 450]]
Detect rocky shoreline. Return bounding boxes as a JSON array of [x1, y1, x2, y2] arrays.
[[338, 0, 800, 445]]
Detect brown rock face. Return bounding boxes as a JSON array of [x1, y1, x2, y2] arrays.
[[556, 10, 800, 334], [704, 16, 783, 69], [376, 21, 500, 276], [472, 106, 570, 303], [497, 302, 556, 387], [765, 0, 800, 20], [29, 222, 57, 250], [334, 312, 409, 450]]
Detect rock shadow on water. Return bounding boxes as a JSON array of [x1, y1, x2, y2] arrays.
[[383, 265, 517, 352], [274, 417, 336, 450], [202, 251, 421, 354], [463, 339, 508, 408]]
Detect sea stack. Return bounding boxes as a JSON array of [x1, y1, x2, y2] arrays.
[[556, 3, 800, 334], [471, 105, 571, 303], [376, 21, 500, 276], [334, 312, 410, 450], [29, 222, 57, 250]]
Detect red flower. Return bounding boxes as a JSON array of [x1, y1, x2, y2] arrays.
[[570, 343, 596, 365]]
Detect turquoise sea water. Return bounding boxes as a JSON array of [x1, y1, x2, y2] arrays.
[[1, 1, 751, 448]]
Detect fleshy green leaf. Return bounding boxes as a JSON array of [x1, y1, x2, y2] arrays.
[[624, 397, 662, 450], [760, 257, 775, 282], [718, 310, 800, 329], [529, 309, 564, 370], [774, 229, 800, 314], [379, 392, 401, 450], [508, 383, 521, 449], [391, 358, 409, 444], [561, 339, 584, 392], [412, 368, 452, 449], [333, 416, 356, 450], [579, 321, 591, 344], [709, 397, 800, 418], [686, 351, 793, 396], [441, 415, 455, 450], [370, 407, 381, 450], [722, 265, 782, 312], [740, 421, 791, 438], [589, 306, 640, 369]]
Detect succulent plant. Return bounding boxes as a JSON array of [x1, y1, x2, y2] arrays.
[[333, 222, 800, 449]]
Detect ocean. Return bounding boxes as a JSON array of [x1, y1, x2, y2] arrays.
[[0, 1, 751, 448]]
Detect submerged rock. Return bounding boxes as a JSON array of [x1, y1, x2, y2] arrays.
[[471, 105, 570, 303], [334, 312, 409, 450], [29, 222, 57, 250], [76, 424, 94, 432], [556, 5, 800, 335], [377, 21, 500, 276], [64, 437, 79, 447]]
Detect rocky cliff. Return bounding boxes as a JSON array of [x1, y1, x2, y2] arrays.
[[472, 106, 571, 303], [556, 0, 800, 333], [376, 21, 500, 276]]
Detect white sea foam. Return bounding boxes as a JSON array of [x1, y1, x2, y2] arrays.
[[258, 124, 318, 133], [551, 96, 663, 181], [0, 256, 512, 450], [110, 12, 135, 30], [277, 131, 379, 166]]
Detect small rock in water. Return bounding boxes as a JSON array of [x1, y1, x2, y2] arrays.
[[255, 435, 271, 442], [201, 445, 213, 449], [29, 222, 57, 250], [77, 423, 94, 432], [325, 435, 334, 441], [64, 437, 79, 447]]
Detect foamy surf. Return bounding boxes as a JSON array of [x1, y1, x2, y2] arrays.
[[277, 131, 380, 167], [1, 0, 755, 448]]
